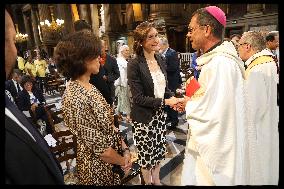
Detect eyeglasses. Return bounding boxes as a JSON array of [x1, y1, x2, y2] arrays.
[[237, 42, 248, 48], [188, 25, 207, 33]]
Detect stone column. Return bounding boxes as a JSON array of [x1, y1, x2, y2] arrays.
[[22, 12, 33, 50], [90, 4, 100, 36], [38, 4, 50, 22], [37, 4, 51, 42], [127, 31, 134, 55], [57, 4, 74, 36], [126, 4, 135, 30], [79, 4, 91, 24], [104, 4, 122, 33], [30, 5, 41, 48]]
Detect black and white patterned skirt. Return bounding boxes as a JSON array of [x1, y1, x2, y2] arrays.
[[132, 108, 167, 169]]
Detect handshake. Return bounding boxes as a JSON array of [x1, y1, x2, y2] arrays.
[[164, 96, 190, 112]]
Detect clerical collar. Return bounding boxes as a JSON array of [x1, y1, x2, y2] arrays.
[[204, 40, 223, 54]]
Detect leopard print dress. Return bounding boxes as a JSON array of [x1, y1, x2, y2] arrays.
[[62, 81, 122, 185]]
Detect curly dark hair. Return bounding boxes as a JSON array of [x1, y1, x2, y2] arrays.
[[192, 8, 224, 40], [133, 21, 156, 56], [54, 30, 101, 80], [20, 75, 34, 88]]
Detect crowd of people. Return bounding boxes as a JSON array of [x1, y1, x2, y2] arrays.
[[5, 4, 279, 186]]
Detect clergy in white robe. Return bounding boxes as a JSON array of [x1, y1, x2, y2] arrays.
[[239, 31, 279, 185], [180, 6, 250, 186], [181, 40, 249, 186]]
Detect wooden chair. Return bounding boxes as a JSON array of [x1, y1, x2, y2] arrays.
[[44, 104, 63, 133], [50, 130, 77, 175]]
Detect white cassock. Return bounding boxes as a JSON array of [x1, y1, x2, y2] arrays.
[[181, 41, 250, 185], [244, 49, 279, 185]]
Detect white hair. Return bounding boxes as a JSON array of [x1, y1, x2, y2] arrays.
[[159, 37, 168, 45], [118, 44, 129, 56]]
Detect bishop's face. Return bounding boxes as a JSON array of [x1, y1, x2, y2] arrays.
[[186, 15, 207, 51]]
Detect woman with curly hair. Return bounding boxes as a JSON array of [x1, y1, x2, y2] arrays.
[[54, 30, 131, 185], [127, 21, 181, 185]]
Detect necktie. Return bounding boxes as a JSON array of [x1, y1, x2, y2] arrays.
[[16, 82, 21, 93], [5, 94, 63, 178]]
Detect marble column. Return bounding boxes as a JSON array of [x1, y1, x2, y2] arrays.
[[79, 4, 91, 24], [90, 4, 100, 36], [22, 12, 33, 50], [104, 4, 122, 33], [127, 31, 134, 55], [37, 4, 51, 42], [30, 5, 41, 48], [38, 4, 50, 22], [57, 4, 74, 36], [126, 4, 135, 30]]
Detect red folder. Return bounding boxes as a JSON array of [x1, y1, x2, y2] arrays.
[[185, 77, 200, 98]]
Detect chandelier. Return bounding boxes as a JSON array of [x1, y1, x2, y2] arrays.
[[40, 6, 64, 33], [15, 24, 28, 43]]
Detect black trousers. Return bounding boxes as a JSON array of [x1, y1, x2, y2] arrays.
[[34, 106, 53, 134], [35, 76, 46, 93]]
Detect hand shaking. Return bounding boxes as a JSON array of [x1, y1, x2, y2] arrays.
[[165, 96, 190, 112]]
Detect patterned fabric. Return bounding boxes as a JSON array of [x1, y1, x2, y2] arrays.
[[61, 81, 122, 185], [132, 108, 167, 169]]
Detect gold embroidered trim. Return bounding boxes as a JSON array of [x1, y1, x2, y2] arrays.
[[245, 56, 274, 79]]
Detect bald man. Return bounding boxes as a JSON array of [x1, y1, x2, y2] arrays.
[[5, 10, 64, 184]]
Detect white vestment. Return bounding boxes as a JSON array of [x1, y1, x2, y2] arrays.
[[244, 49, 279, 185], [115, 56, 128, 87], [181, 41, 250, 185]]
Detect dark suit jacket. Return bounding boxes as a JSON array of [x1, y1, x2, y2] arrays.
[[127, 54, 174, 124], [17, 87, 45, 112], [90, 65, 113, 105], [102, 54, 120, 102], [5, 80, 20, 104], [164, 48, 182, 92], [103, 54, 120, 84], [5, 95, 64, 184]]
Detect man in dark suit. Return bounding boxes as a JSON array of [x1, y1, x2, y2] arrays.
[[5, 69, 23, 105], [5, 9, 64, 184], [101, 40, 120, 104], [159, 37, 182, 129]]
